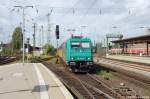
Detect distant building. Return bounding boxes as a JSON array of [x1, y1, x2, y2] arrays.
[[1, 43, 40, 53]]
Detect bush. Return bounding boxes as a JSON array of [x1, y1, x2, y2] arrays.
[[43, 43, 55, 55]]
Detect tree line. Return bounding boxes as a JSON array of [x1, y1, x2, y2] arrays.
[[0, 26, 54, 56]]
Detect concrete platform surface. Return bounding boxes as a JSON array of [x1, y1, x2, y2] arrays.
[[106, 55, 150, 64], [0, 63, 74, 99]]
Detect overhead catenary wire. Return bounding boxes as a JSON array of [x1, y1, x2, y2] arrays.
[[30, 6, 136, 16], [1, 1, 147, 47]]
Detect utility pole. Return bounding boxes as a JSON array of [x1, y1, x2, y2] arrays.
[[47, 13, 50, 44], [32, 23, 36, 57], [14, 5, 33, 64], [47, 9, 53, 44]]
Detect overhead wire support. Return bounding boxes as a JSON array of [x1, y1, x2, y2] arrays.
[[47, 8, 53, 44], [14, 5, 33, 64]]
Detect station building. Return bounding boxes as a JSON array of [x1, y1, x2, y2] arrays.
[[110, 34, 150, 56]]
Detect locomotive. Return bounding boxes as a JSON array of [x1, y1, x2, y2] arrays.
[[58, 36, 93, 72]]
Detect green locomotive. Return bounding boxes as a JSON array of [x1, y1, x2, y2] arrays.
[[61, 36, 93, 72]]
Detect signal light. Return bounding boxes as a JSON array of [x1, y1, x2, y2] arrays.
[[56, 25, 59, 39]]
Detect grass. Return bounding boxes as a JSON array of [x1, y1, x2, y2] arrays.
[[40, 55, 53, 59], [46, 57, 57, 64], [144, 90, 150, 96], [96, 70, 112, 80]]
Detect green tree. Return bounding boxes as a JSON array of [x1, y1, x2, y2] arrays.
[[11, 27, 23, 54], [43, 43, 55, 55], [2, 48, 12, 55]]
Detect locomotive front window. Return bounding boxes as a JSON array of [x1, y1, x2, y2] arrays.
[[71, 42, 81, 48], [81, 42, 90, 48], [71, 42, 90, 48]]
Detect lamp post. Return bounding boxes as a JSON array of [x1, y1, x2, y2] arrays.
[[14, 6, 33, 64]]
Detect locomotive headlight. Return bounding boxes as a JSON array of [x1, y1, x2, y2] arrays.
[[87, 57, 90, 60], [71, 57, 74, 60]]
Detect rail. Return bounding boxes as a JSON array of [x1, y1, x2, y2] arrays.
[[35, 58, 121, 99]]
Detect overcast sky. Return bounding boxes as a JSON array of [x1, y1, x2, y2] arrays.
[[0, 0, 150, 47]]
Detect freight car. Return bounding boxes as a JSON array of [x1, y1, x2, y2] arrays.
[[58, 36, 93, 72]]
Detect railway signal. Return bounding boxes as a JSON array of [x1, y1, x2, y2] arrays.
[[56, 25, 59, 39], [55, 25, 60, 63]]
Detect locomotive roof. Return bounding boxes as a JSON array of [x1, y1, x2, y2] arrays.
[[69, 37, 91, 42], [59, 37, 91, 48]]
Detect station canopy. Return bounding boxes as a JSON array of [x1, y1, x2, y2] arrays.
[[111, 34, 150, 44]]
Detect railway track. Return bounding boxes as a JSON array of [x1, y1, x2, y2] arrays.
[[98, 58, 150, 72], [76, 73, 121, 99], [0, 56, 18, 65], [36, 59, 122, 99], [95, 57, 150, 85], [102, 59, 150, 72]]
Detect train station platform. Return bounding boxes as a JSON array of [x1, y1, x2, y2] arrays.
[[0, 63, 73, 99], [94, 56, 150, 84], [105, 55, 150, 65]]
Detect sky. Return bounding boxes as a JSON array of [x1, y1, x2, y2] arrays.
[[0, 0, 150, 47]]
